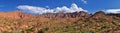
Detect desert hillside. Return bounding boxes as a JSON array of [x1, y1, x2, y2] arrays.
[[0, 10, 120, 33]]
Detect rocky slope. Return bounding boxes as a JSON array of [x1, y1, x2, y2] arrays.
[[108, 13, 120, 17], [0, 10, 120, 33], [41, 11, 91, 18], [0, 10, 32, 19]]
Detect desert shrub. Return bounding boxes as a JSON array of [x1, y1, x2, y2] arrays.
[[38, 28, 49, 33], [117, 24, 120, 27], [111, 21, 117, 25], [80, 30, 90, 33], [112, 17, 119, 20], [89, 30, 100, 33], [20, 31, 24, 33], [2, 31, 12, 33], [84, 19, 92, 22], [99, 19, 106, 22], [26, 27, 34, 32], [101, 25, 109, 29]]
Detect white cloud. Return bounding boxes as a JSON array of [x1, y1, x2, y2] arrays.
[[106, 9, 120, 14], [81, 0, 87, 4], [17, 3, 87, 15]]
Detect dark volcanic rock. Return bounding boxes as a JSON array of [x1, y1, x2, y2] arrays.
[[41, 11, 91, 18], [107, 13, 120, 17]]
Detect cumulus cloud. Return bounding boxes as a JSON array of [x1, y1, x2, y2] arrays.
[[106, 9, 120, 14], [17, 3, 87, 15], [81, 0, 87, 4]]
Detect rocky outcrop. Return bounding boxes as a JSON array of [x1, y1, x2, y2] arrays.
[[107, 13, 120, 17], [92, 11, 106, 16], [89, 11, 108, 20], [41, 11, 91, 18], [0, 10, 31, 19]]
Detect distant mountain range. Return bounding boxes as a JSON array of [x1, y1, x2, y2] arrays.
[[0, 10, 120, 19], [0, 10, 120, 33]]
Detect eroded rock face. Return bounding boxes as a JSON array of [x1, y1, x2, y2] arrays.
[[41, 11, 91, 19], [0, 10, 31, 19], [69, 11, 91, 18]]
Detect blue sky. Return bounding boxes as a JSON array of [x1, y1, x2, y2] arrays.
[[0, 0, 120, 14]]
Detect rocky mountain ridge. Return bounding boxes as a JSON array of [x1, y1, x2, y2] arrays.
[[0, 10, 120, 19], [0, 10, 120, 33]]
